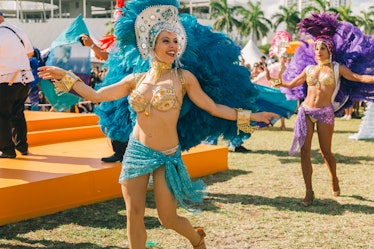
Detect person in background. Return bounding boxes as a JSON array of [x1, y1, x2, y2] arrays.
[[251, 54, 294, 131], [260, 55, 267, 67], [264, 53, 289, 130], [90, 66, 102, 89], [341, 106, 353, 120], [29, 48, 44, 111], [250, 62, 264, 80], [79, 34, 109, 61], [276, 13, 374, 207], [0, 11, 35, 158], [80, 33, 128, 162], [38, 91, 50, 111]]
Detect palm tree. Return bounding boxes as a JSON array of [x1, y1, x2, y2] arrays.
[[235, 1, 272, 44], [271, 3, 301, 39], [301, 0, 338, 17], [337, 5, 357, 25], [209, 0, 241, 34], [356, 7, 374, 35]]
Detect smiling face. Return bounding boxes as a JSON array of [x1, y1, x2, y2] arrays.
[[314, 42, 330, 61], [153, 30, 179, 64]]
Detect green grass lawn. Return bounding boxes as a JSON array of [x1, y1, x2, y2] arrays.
[[1, 115, 373, 249]]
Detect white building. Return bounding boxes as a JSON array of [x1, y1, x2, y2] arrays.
[[0, 0, 213, 50], [0, 0, 212, 21]]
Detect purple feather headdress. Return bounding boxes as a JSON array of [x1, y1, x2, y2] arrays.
[[297, 13, 340, 55], [282, 11, 374, 113]]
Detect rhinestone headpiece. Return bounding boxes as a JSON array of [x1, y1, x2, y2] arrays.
[[314, 35, 334, 55], [135, 5, 187, 60]]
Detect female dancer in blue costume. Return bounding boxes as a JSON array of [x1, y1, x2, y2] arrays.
[[272, 13, 374, 207], [38, 1, 277, 248]]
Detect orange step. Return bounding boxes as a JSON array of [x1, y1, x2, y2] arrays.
[[25, 111, 105, 146], [25, 111, 100, 132], [27, 125, 105, 146], [0, 111, 228, 226]]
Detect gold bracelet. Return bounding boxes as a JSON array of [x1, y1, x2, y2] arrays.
[[54, 70, 81, 96], [271, 78, 282, 87], [235, 108, 255, 134]]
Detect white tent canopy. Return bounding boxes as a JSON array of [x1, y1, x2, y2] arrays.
[[349, 102, 374, 140], [241, 39, 265, 67]]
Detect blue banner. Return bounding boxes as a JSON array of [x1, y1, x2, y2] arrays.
[[41, 15, 91, 112]]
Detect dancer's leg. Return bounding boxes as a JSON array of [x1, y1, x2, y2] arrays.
[[153, 166, 205, 248], [300, 116, 315, 205], [121, 174, 150, 249], [301, 116, 315, 191], [316, 121, 340, 196], [280, 117, 286, 130]]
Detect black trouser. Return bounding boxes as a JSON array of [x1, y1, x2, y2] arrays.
[[0, 83, 30, 154], [112, 140, 128, 158]]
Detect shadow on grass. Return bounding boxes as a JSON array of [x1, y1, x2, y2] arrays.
[[349, 195, 374, 202], [332, 129, 360, 134], [250, 148, 374, 166], [356, 138, 374, 142], [199, 169, 250, 185], [0, 237, 127, 249], [0, 197, 160, 239], [203, 192, 374, 215]]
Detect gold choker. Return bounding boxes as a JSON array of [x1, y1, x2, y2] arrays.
[[317, 59, 331, 69], [151, 61, 172, 81]]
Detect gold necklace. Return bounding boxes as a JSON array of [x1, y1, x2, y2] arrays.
[[151, 61, 172, 81], [317, 59, 331, 69]]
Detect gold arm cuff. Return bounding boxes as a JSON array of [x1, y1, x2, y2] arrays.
[[236, 108, 255, 134], [54, 71, 80, 96], [271, 78, 282, 87]]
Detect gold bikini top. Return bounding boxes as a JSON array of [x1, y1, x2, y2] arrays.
[[306, 64, 336, 89], [129, 69, 185, 116]]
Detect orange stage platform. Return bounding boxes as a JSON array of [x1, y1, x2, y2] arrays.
[[0, 111, 228, 226]]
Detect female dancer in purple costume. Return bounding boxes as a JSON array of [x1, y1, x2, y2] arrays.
[[275, 36, 374, 207]]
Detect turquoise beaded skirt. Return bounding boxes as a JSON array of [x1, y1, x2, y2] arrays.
[[119, 134, 206, 212]]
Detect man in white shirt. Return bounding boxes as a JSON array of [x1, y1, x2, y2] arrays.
[[0, 12, 35, 158]]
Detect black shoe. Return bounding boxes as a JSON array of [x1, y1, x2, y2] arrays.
[[101, 154, 123, 163], [20, 150, 29, 155], [0, 151, 16, 158], [16, 145, 29, 155], [234, 145, 251, 153]]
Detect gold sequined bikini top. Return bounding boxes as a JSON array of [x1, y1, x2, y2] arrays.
[[129, 69, 185, 116], [306, 65, 336, 89]]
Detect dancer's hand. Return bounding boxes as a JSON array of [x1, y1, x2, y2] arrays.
[[252, 112, 279, 124], [79, 34, 94, 47], [38, 66, 67, 81]]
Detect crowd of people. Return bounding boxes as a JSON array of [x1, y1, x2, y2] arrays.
[[1, 0, 374, 248], [250, 54, 291, 130]]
